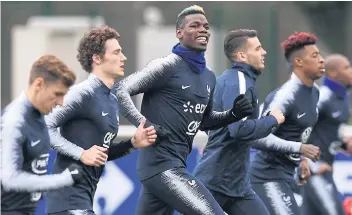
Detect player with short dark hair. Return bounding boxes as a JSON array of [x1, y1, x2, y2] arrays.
[[116, 5, 253, 215], [250, 32, 324, 215], [302, 53, 352, 215], [1, 55, 80, 215], [194, 29, 320, 215], [45, 26, 157, 215]]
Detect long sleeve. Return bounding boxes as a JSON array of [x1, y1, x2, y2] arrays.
[[45, 86, 91, 160], [199, 77, 248, 131], [200, 76, 278, 137], [223, 81, 277, 139], [251, 134, 302, 153], [116, 54, 181, 127], [107, 139, 136, 161], [228, 116, 278, 140], [1, 116, 74, 192], [199, 88, 243, 131]]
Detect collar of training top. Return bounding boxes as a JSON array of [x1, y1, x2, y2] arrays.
[[88, 73, 112, 94], [323, 76, 348, 98], [21, 92, 42, 119], [171, 43, 206, 74], [231, 62, 259, 81]]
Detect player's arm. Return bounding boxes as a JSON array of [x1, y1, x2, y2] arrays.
[[45, 89, 108, 166], [221, 81, 279, 139], [307, 94, 331, 173], [251, 134, 302, 153], [107, 120, 157, 160], [252, 89, 320, 161], [250, 88, 297, 151], [251, 132, 320, 161], [199, 79, 253, 131], [107, 139, 136, 161], [1, 123, 75, 192], [116, 55, 178, 135]]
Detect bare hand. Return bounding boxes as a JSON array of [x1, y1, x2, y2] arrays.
[[343, 136, 352, 154], [297, 159, 311, 186], [80, 145, 108, 167], [132, 119, 157, 149], [316, 162, 332, 175], [269, 109, 285, 124], [300, 144, 320, 162]]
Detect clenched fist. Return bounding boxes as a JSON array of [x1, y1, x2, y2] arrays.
[[300, 144, 320, 162], [80, 145, 108, 167]]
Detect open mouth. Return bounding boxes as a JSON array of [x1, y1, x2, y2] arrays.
[[196, 36, 208, 44]]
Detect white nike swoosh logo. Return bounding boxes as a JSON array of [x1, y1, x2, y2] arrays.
[[297, 113, 306, 119], [182, 85, 191, 89], [70, 169, 79, 175], [188, 180, 196, 186], [31, 140, 41, 147], [332, 111, 341, 118], [102, 112, 108, 116]]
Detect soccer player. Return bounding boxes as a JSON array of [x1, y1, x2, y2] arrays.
[[45, 26, 157, 215], [249, 32, 325, 215], [302, 54, 352, 215], [116, 5, 254, 215], [1, 55, 82, 215], [193, 29, 321, 215]]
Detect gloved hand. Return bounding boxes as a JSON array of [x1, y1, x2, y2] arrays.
[[231, 88, 254, 119], [67, 163, 85, 183]]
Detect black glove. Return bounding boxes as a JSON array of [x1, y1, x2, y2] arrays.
[[67, 163, 84, 183], [340, 141, 347, 151], [145, 120, 170, 140], [231, 88, 254, 119], [244, 87, 257, 108]]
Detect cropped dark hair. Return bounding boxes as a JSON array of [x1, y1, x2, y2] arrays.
[[281, 32, 318, 61], [224, 29, 257, 61], [176, 5, 205, 29], [30, 54, 76, 87]]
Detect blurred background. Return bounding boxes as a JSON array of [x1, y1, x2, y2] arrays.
[[1, 1, 352, 215]]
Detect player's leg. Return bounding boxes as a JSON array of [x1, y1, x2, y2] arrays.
[[301, 176, 325, 215], [139, 167, 225, 215], [135, 184, 174, 215], [48, 209, 95, 215], [222, 189, 270, 215], [252, 181, 300, 215], [207, 189, 233, 212], [302, 174, 345, 215]]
